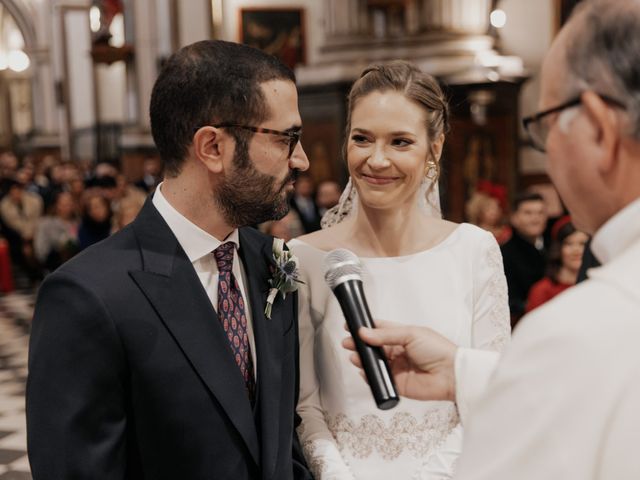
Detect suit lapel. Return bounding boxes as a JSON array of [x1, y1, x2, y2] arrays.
[[128, 200, 260, 466], [238, 228, 283, 479]]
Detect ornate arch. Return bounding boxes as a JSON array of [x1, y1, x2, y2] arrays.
[[0, 0, 37, 50]]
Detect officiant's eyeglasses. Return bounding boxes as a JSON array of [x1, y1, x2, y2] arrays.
[[213, 124, 302, 159], [522, 93, 626, 153]]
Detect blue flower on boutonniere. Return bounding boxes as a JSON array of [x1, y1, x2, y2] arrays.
[[265, 238, 304, 319]]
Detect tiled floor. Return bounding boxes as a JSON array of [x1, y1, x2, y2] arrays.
[[0, 290, 34, 479]]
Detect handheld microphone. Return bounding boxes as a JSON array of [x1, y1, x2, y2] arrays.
[[324, 249, 399, 410]]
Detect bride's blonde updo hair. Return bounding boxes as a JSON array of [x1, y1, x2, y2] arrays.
[[321, 61, 449, 228]]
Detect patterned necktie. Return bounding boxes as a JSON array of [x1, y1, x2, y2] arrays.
[[213, 242, 256, 402]]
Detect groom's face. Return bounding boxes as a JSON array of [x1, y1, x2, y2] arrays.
[[214, 80, 309, 227]]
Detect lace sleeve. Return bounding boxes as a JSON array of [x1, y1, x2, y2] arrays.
[[416, 231, 509, 476], [292, 243, 356, 480], [451, 231, 508, 426], [472, 231, 511, 352]]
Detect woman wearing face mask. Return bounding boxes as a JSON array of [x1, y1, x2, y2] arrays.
[[288, 61, 510, 479]]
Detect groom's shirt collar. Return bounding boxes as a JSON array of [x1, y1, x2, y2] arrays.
[[151, 183, 257, 375], [152, 182, 240, 263]]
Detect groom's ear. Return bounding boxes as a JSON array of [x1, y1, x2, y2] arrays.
[[192, 126, 228, 174]]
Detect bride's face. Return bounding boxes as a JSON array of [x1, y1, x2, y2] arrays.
[[347, 90, 432, 212]]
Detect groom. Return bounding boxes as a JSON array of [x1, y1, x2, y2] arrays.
[[26, 40, 313, 480]]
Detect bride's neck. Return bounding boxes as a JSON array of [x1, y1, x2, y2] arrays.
[[348, 202, 428, 257]]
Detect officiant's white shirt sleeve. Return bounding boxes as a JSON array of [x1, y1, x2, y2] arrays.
[[453, 200, 640, 480], [454, 276, 640, 480], [454, 348, 499, 426]]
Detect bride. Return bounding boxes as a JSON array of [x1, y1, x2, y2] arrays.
[[288, 61, 510, 479]]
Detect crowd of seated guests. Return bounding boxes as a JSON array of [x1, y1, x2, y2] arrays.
[[0, 150, 159, 290], [0, 149, 340, 290], [465, 181, 590, 329], [3, 153, 592, 327], [4, 148, 592, 326]]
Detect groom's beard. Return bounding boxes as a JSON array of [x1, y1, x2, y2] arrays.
[[215, 138, 297, 227]]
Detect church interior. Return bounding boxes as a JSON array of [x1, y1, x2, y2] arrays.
[[0, 1, 583, 478]]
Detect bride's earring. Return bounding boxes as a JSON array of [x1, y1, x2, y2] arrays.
[[425, 161, 439, 181]]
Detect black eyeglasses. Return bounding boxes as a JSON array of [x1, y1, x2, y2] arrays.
[[522, 94, 626, 153], [213, 124, 302, 159]]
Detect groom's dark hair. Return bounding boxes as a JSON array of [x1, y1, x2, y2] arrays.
[[150, 40, 295, 177]]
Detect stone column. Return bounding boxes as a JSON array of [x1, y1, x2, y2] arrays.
[[421, 0, 491, 34], [132, 0, 158, 131]]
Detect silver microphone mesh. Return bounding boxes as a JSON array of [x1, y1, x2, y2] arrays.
[[324, 249, 363, 289]]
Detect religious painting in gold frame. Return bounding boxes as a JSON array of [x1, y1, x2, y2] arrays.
[[239, 8, 306, 70]]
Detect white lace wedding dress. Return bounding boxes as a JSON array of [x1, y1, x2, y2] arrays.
[[289, 224, 510, 480]]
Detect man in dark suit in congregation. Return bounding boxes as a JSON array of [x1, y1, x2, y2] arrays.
[[501, 192, 548, 328], [26, 40, 313, 480], [289, 174, 321, 233]]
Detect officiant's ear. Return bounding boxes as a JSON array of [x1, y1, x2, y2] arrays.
[[192, 126, 228, 174]]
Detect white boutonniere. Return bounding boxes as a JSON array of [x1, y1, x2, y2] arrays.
[[265, 238, 303, 319]]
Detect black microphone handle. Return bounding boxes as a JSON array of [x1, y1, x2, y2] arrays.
[[332, 279, 399, 410]]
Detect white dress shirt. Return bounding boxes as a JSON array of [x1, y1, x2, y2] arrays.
[[453, 197, 640, 479], [152, 184, 257, 374]]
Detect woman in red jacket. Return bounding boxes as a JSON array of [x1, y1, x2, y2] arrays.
[[526, 216, 588, 313]]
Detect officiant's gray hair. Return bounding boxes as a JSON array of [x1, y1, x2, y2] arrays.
[[345, 61, 450, 174], [563, 0, 640, 140]]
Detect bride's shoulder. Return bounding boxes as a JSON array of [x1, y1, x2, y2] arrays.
[[426, 218, 494, 247], [288, 226, 349, 278], [290, 222, 350, 252], [444, 221, 497, 249], [456, 221, 495, 239], [430, 218, 460, 235]]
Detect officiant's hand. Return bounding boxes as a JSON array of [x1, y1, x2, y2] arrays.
[[342, 322, 457, 402]]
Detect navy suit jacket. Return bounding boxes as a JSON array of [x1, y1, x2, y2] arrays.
[[27, 199, 312, 480]]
